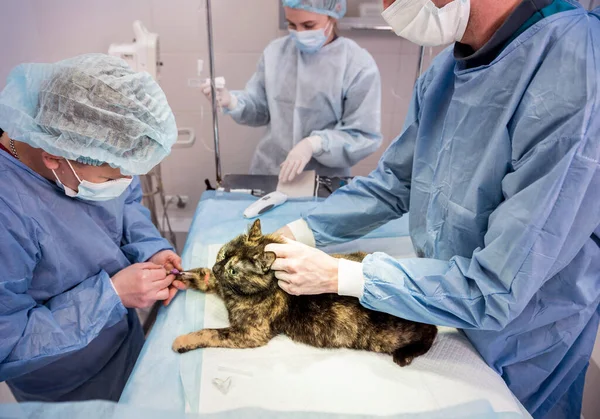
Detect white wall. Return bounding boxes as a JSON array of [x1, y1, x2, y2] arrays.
[[0, 0, 431, 218]]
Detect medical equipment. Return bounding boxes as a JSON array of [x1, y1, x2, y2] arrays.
[[108, 21, 162, 80], [205, 0, 222, 185], [220, 173, 351, 198], [276, 170, 317, 197], [108, 21, 201, 248], [205, 76, 225, 89], [243, 191, 288, 218]]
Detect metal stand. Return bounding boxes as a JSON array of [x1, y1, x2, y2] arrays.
[[416, 46, 425, 84], [205, 0, 222, 186]]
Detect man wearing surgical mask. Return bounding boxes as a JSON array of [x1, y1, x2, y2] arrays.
[[201, 0, 383, 183], [0, 54, 186, 402], [267, 1, 600, 418]]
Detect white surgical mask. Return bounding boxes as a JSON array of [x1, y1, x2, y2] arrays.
[[382, 0, 471, 47], [53, 160, 132, 202], [289, 22, 332, 54]]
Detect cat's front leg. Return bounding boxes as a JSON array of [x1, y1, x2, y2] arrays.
[[176, 268, 218, 293], [172, 327, 271, 353]]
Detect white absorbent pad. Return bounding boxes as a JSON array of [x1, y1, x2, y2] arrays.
[[195, 244, 528, 416]]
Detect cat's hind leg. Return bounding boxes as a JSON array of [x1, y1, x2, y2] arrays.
[[392, 342, 432, 366], [172, 327, 271, 353], [176, 268, 218, 293], [392, 327, 437, 367]]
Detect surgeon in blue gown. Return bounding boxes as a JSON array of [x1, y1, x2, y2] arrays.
[[0, 54, 185, 402], [266, 1, 600, 418]]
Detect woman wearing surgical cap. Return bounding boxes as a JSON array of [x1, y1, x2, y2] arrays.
[[0, 54, 184, 402], [201, 0, 382, 183]]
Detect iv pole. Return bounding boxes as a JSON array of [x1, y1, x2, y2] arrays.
[[416, 46, 425, 82], [205, 0, 222, 186]]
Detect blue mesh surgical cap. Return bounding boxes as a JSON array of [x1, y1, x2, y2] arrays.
[[0, 53, 178, 175], [282, 0, 347, 19]]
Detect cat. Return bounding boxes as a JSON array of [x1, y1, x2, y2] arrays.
[[172, 219, 437, 367]]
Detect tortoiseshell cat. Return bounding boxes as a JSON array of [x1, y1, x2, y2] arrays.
[[172, 220, 437, 367]]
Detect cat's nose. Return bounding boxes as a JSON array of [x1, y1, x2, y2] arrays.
[[212, 264, 222, 275]]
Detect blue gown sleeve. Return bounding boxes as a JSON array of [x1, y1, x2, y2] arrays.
[[310, 59, 383, 168], [225, 54, 270, 127], [0, 203, 127, 381], [304, 85, 421, 246], [360, 96, 600, 331], [120, 177, 174, 263]]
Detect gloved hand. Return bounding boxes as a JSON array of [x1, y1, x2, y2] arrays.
[[265, 237, 339, 295], [148, 250, 186, 306], [200, 79, 237, 111], [111, 262, 175, 309], [279, 136, 322, 183]]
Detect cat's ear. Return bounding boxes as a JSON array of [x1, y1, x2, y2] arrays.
[[247, 219, 262, 243], [255, 251, 276, 272]]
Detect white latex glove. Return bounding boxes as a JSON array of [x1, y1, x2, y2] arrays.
[[200, 79, 237, 111], [265, 237, 339, 295], [279, 135, 322, 183]]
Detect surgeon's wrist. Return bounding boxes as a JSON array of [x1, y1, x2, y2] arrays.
[[287, 219, 316, 247], [306, 135, 323, 155], [227, 94, 238, 111], [337, 259, 365, 298], [326, 256, 340, 294], [109, 278, 120, 296]]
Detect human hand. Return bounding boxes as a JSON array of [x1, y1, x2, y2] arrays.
[[279, 136, 320, 183], [111, 263, 175, 309], [265, 238, 339, 295], [200, 79, 237, 110], [148, 250, 186, 306]]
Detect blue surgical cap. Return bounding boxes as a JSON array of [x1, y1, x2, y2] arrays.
[[0, 53, 178, 175], [282, 0, 347, 19]]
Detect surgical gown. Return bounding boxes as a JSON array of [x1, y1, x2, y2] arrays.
[[0, 152, 173, 401], [301, 5, 600, 418], [226, 36, 382, 177]]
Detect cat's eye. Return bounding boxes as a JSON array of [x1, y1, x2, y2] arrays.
[[229, 268, 237, 275]]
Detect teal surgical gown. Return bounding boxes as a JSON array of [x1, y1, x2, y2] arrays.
[[0, 151, 173, 401], [302, 4, 600, 418], [226, 36, 382, 177]]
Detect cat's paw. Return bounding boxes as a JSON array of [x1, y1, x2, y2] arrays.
[[177, 268, 214, 292], [172, 335, 195, 353]]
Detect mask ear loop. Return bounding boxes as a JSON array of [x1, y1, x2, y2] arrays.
[[64, 159, 84, 184], [324, 20, 333, 37]]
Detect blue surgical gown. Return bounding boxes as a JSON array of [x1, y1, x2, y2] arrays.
[[302, 5, 600, 418], [226, 36, 382, 177], [0, 152, 173, 401]]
